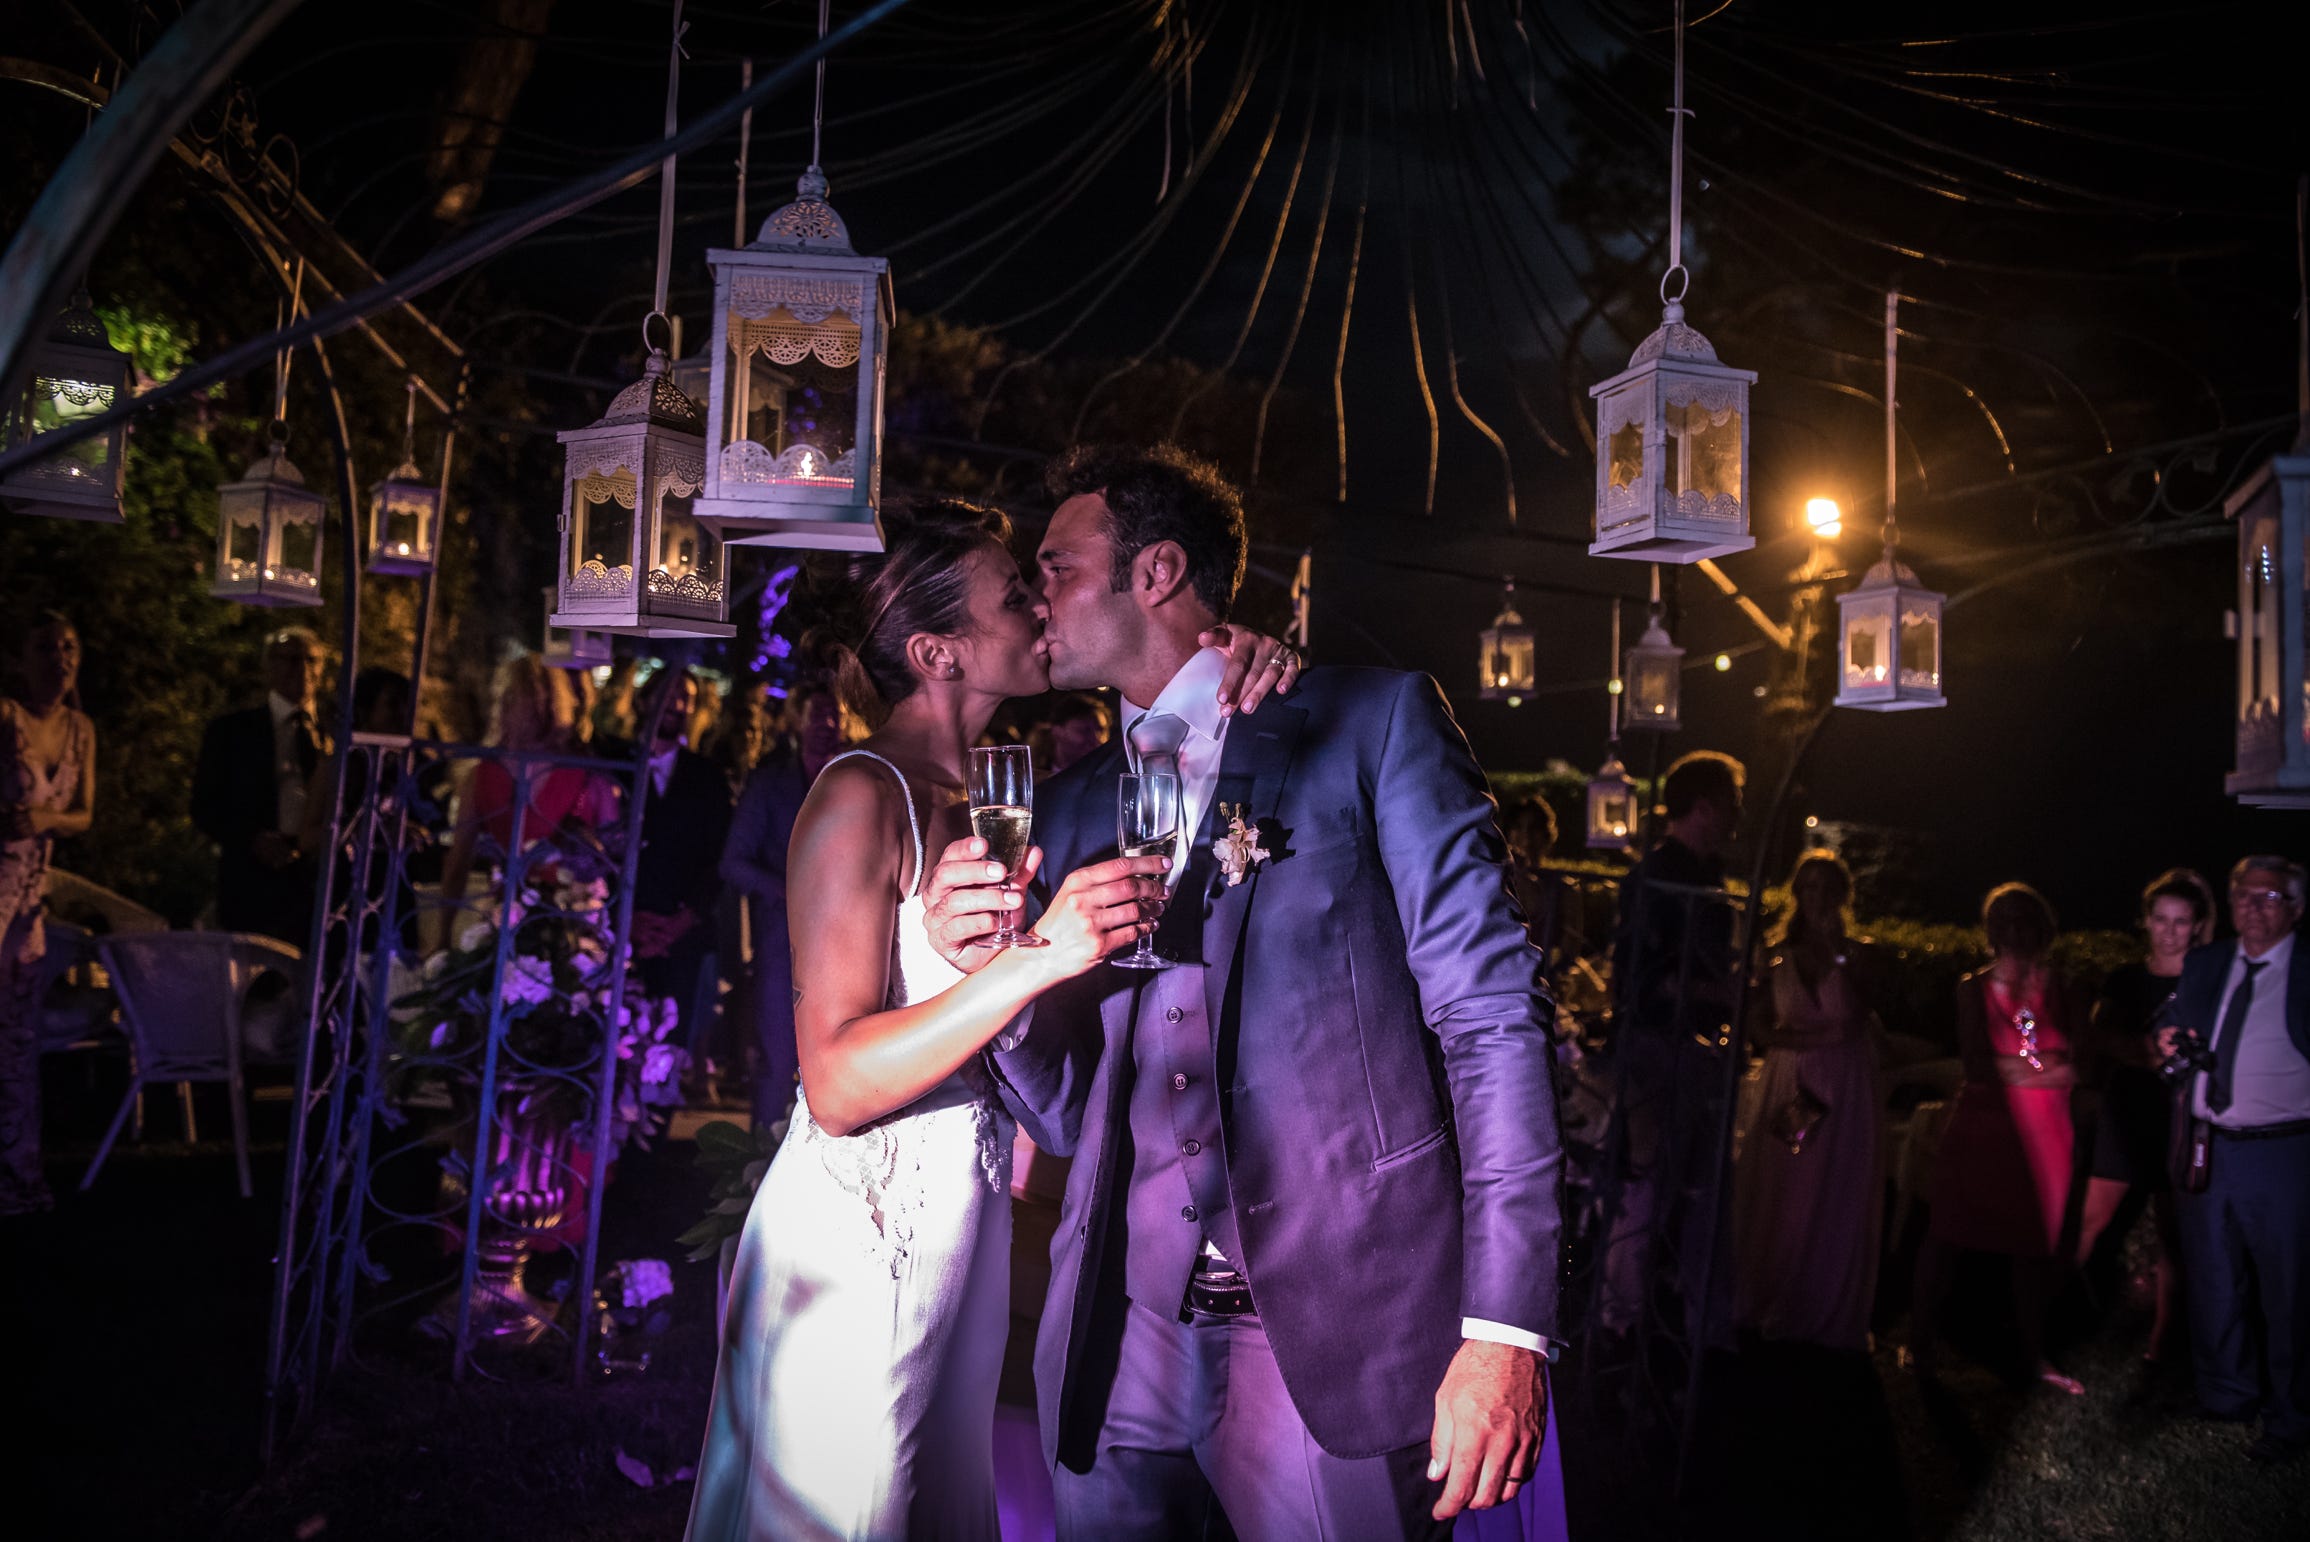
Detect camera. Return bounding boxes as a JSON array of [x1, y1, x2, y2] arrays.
[[2159, 1025, 2217, 1088]]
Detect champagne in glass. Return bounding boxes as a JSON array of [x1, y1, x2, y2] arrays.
[[968, 744, 1046, 949], [1113, 772, 1180, 970]]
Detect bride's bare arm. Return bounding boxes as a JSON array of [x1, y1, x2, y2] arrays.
[[791, 761, 1168, 1137]]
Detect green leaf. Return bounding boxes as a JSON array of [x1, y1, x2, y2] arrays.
[[693, 1120, 753, 1158]]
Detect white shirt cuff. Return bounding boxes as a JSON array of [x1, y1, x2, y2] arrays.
[[1462, 1318, 1557, 1358]]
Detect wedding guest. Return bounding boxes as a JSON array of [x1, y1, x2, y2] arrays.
[[1733, 851, 1883, 1351], [720, 683, 850, 1124], [1043, 691, 1111, 775], [615, 667, 733, 1059], [440, 653, 616, 906], [2077, 868, 2214, 1371], [1600, 751, 1745, 1337], [191, 626, 327, 944], [1910, 881, 2086, 1393], [1, 612, 95, 1217], [2158, 856, 2310, 1465]]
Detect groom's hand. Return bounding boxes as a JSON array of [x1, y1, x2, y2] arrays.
[[1428, 1339, 1546, 1519]]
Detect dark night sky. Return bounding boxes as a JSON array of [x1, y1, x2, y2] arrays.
[[11, 0, 2309, 928]]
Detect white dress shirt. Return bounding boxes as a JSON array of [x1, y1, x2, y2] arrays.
[[1119, 647, 1231, 884], [2195, 930, 2310, 1127], [1121, 651, 1553, 1359]]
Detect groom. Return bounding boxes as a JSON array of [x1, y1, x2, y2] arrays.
[[924, 445, 1563, 1538]]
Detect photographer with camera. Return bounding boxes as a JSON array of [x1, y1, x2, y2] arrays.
[[2156, 856, 2310, 1466]]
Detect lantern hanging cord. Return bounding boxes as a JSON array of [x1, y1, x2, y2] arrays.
[[1661, 0, 1692, 309], [400, 375, 418, 464], [650, 1, 689, 341], [811, 0, 832, 172], [272, 256, 306, 433], [1608, 599, 1623, 743]]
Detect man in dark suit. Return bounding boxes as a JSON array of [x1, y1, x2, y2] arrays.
[[613, 668, 733, 1059], [926, 445, 1561, 1536], [2158, 854, 2310, 1466], [190, 627, 326, 945]]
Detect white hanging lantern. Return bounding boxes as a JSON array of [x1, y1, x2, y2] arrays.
[[1, 289, 132, 523], [212, 430, 326, 607], [1833, 551, 1945, 712], [367, 379, 442, 576], [697, 167, 892, 552], [1835, 290, 1946, 713], [1589, 308, 1756, 563], [1624, 613, 1683, 732], [552, 349, 732, 639], [541, 585, 612, 670], [2223, 452, 2310, 805], [1586, 750, 1638, 852], [1478, 579, 1537, 704]]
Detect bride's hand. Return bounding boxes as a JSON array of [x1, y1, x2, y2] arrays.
[[1031, 854, 1174, 977], [920, 839, 1168, 976], [1201, 624, 1303, 717]]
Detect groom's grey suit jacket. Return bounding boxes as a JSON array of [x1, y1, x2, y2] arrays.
[[988, 665, 1563, 1466]]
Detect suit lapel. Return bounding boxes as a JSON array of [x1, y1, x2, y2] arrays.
[[1200, 702, 1307, 1034]]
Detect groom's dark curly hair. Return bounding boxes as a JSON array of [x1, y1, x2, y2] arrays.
[[1045, 443, 1248, 621]]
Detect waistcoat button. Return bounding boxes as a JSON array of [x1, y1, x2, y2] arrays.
[[1171, 1073, 1189, 1091], [1182, 1139, 1201, 1156], [1181, 1204, 1198, 1222], [1165, 1006, 1185, 1023]]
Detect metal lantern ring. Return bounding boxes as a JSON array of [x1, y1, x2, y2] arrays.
[[1, 289, 132, 524], [698, 166, 892, 552]]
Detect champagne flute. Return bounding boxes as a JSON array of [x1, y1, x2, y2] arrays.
[[1113, 772, 1180, 970], [968, 744, 1046, 949]]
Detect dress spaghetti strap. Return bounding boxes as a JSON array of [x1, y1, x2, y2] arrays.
[[824, 748, 926, 898]]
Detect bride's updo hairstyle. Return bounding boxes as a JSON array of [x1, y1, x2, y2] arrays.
[[814, 498, 1014, 728]]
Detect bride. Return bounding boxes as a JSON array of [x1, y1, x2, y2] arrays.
[[684, 499, 1298, 1542]]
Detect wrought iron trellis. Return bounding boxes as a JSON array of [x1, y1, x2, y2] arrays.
[[262, 711, 680, 1454]]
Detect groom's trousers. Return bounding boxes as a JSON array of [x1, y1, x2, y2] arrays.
[[1050, 1295, 1450, 1542]]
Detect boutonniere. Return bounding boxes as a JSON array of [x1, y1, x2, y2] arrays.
[[1211, 802, 1272, 887]]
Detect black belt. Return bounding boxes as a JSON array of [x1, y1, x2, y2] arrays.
[[1183, 1269, 1255, 1319], [2212, 1118, 2310, 1141]]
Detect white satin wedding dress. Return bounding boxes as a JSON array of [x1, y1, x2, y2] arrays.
[[685, 750, 1016, 1542]]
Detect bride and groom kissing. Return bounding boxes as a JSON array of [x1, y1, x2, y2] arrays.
[[685, 444, 1564, 1541]]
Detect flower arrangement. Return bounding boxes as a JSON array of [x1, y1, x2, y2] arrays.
[[390, 873, 688, 1152]]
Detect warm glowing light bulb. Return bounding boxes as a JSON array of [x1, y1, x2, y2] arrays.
[[1607, 678, 1624, 696], [1804, 815, 1820, 829], [1805, 497, 1842, 538], [1714, 653, 1731, 672]]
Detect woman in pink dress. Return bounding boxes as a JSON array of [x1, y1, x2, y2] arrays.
[[1, 612, 96, 1216], [1909, 882, 2086, 1392], [440, 654, 619, 906]]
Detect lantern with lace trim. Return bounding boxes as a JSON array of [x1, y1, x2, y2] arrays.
[[1478, 579, 1537, 705], [211, 427, 325, 607], [1586, 750, 1639, 852], [696, 167, 892, 552], [1624, 613, 1684, 733], [1833, 549, 1945, 712], [551, 349, 732, 639], [1589, 306, 1756, 563], [1, 289, 132, 523], [367, 380, 441, 576]]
